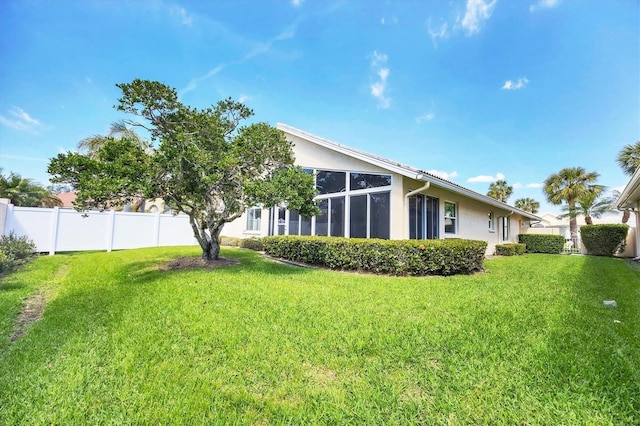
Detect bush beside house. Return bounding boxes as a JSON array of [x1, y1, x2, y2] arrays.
[[580, 224, 629, 257], [495, 243, 526, 256], [263, 236, 487, 276], [0, 232, 36, 273]]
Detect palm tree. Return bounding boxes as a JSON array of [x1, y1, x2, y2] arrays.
[[514, 197, 540, 214], [616, 141, 640, 176], [0, 170, 62, 207], [560, 188, 612, 225], [543, 167, 600, 239], [487, 180, 513, 203]]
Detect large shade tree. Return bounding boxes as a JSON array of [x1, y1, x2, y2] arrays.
[[486, 180, 513, 203], [616, 141, 640, 176], [543, 167, 600, 239], [514, 197, 540, 214], [0, 170, 62, 207], [49, 79, 318, 260]]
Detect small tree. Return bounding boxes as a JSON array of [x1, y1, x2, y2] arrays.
[[49, 79, 318, 260], [559, 187, 612, 225], [487, 180, 513, 203], [514, 197, 540, 214], [616, 141, 640, 176], [0, 170, 62, 207]]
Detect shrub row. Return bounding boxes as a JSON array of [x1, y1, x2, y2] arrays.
[[518, 234, 565, 254], [220, 236, 264, 251], [495, 243, 526, 256], [262, 236, 487, 276], [580, 224, 629, 257], [0, 232, 36, 273]]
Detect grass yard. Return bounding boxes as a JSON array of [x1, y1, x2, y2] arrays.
[[0, 247, 638, 425]]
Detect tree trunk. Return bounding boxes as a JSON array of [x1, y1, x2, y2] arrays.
[[568, 201, 578, 240], [585, 215, 592, 225], [200, 226, 223, 260], [622, 210, 630, 224]]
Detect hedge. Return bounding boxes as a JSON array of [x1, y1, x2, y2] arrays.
[[495, 243, 526, 256], [580, 224, 629, 257], [518, 234, 565, 254], [262, 236, 487, 276]]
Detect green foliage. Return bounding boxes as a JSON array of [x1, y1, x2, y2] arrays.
[[514, 197, 540, 214], [580, 224, 629, 256], [616, 140, 640, 176], [495, 243, 526, 256], [239, 238, 264, 251], [518, 234, 565, 254], [48, 79, 318, 260], [263, 236, 487, 276], [487, 179, 513, 203], [0, 170, 62, 207], [0, 232, 36, 272]]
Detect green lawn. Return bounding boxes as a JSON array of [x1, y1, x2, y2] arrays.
[[1, 247, 638, 425]]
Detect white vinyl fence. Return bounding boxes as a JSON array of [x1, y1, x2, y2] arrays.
[[0, 200, 197, 254]]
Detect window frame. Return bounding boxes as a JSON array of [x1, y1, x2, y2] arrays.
[[488, 211, 495, 232], [245, 207, 262, 232], [502, 216, 510, 242], [444, 201, 457, 235]]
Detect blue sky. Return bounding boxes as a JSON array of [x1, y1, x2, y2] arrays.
[[1, 0, 638, 214]]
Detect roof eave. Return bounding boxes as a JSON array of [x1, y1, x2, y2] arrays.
[[615, 167, 640, 210]]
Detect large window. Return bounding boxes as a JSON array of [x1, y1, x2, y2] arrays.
[[349, 191, 390, 239], [502, 216, 510, 241], [316, 171, 346, 194], [444, 201, 457, 234], [409, 195, 439, 240], [246, 207, 261, 231], [350, 173, 391, 191]]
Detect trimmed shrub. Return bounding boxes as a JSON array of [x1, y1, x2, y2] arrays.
[[240, 238, 264, 251], [262, 236, 487, 276], [518, 234, 565, 254], [580, 224, 629, 257], [220, 236, 241, 247], [495, 243, 526, 256], [0, 251, 15, 273]]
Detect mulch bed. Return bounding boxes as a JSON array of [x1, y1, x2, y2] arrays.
[[160, 257, 239, 271]]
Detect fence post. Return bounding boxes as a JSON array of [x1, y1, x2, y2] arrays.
[[0, 198, 9, 236], [106, 209, 116, 252], [48, 207, 61, 255], [154, 211, 161, 247]]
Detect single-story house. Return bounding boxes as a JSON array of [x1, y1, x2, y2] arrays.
[[615, 166, 640, 258], [222, 123, 542, 256]]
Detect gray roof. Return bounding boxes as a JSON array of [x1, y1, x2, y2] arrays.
[[278, 123, 542, 221]]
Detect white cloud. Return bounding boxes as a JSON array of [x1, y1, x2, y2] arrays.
[[0, 107, 42, 133], [369, 51, 391, 109], [513, 182, 523, 189], [238, 95, 252, 103], [530, 0, 560, 12], [427, 170, 458, 180], [502, 77, 529, 90], [461, 0, 497, 36], [526, 182, 543, 188], [428, 20, 449, 45], [292, 0, 304, 7], [467, 172, 505, 183], [171, 6, 193, 26], [416, 112, 435, 123]]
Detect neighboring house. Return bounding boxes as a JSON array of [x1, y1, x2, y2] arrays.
[[222, 123, 541, 255], [55, 191, 77, 208], [615, 166, 640, 258]]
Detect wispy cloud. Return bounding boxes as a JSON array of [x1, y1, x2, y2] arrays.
[[526, 182, 543, 188], [428, 20, 449, 45], [467, 172, 505, 183], [416, 112, 435, 123], [428, 169, 458, 180], [0, 154, 48, 163], [502, 77, 529, 90], [171, 6, 193, 26], [461, 0, 498, 36], [181, 21, 299, 96], [291, 0, 304, 7], [0, 107, 42, 133], [370, 51, 391, 109], [238, 94, 252, 104], [380, 16, 398, 25], [530, 0, 560, 12]]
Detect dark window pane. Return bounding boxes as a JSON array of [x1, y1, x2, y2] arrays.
[[330, 196, 345, 237], [425, 196, 439, 239], [278, 207, 286, 235], [350, 173, 391, 191], [300, 215, 312, 235], [350, 195, 367, 238], [409, 194, 423, 239], [315, 199, 329, 236], [316, 170, 346, 194], [370, 192, 390, 239], [288, 210, 300, 235]]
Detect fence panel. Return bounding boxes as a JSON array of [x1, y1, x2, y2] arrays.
[[2, 204, 197, 254]]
